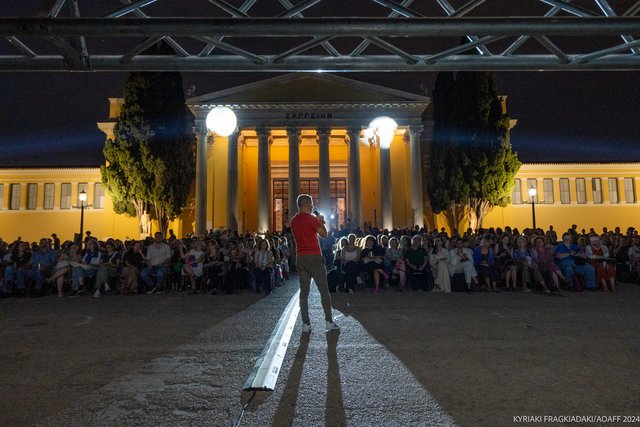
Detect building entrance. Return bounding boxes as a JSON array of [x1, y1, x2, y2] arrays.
[[273, 178, 347, 232]]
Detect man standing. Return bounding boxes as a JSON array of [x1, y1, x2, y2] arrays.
[[290, 194, 339, 333]]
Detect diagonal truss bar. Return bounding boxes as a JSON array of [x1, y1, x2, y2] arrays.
[[278, 0, 339, 56], [352, 0, 414, 56], [5, 36, 36, 56], [576, 39, 640, 62], [594, 0, 640, 54], [47, 35, 86, 68], [451, 0, 488, 17], [625, 1, 640, 16], [502, 3, 566, 56], [435, 0, 491, 55], [193, 36, 266, 63], [207, 0, 249, 17], [277, 0, 323, 18], [103, 0, 158, 18], [38, 0, 68, 18], [537, 0, 596, 16], [120, 36, 164, 62], [273, 36, 333, 62], [364, 36, 419, 63], [199, 0, 257, 56], [372, 0, 421, 17], [534, 35, 570, 62], [426, 35, 506, 63]]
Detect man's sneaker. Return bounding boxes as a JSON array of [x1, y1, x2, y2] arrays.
[[325, 321, 340, 332], [301, 323, 311, 333], [146, 286, 158, 295], [93, 290, 101, 298]]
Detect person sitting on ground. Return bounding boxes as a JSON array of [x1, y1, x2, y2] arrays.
[[430, 236, 451, 292], [405, 235, 431, 291], [93, 241, 120, 298], [141, 232, 171, 294], [586, 236, 616, 293], [180, 239, 205, 295], [71, 239, 101, 296], [121, 241, 144, 295], [473, 235, 499, 292], [360, 235, 388, 294]]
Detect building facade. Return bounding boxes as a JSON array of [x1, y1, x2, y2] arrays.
[[1, 74, 639, 241]]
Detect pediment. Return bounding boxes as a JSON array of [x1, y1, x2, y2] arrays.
[[187, 73, 429, 105]]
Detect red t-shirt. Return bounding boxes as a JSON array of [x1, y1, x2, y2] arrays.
[[291, 212, 322, 256]]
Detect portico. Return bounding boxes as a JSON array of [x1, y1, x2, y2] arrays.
[[187, 73, 431, 234]]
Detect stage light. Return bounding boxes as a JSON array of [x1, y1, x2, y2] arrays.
[[366, 116, 397, 149], [206, 106, 237, 136]]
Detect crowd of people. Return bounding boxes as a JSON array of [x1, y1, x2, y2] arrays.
[[0, 223, 638, 299]]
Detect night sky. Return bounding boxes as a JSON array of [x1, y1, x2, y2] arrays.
[[1, 1, 639, 166]]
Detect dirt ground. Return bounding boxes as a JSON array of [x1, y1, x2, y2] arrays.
[[1, 281, 639, 426]]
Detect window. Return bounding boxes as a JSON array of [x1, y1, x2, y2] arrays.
[[608, 178, 619, 204], [526, 178, 537, 202], [576, 178, 586, 204], [60, 183, 71, 209], [624, 178, 636, 203], [27, 183, 37, 210], [511, 179, 522, 204], [77, 182, 88, 207], [94, 183, 105, 209], [543, 178, 554, 204], [592, 178, 603, 204], [44, 183, 55, 210], [10, 183, 21, 210], [560, 178, 571, 204], [0, 184, 4, 210]]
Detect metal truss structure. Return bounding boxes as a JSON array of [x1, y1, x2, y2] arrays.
[[1, 0, 639, 72]]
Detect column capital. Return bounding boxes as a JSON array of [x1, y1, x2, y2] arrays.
[[193, 120, 208, 136], [316, 126, 331, 137], [255, 127, 271, 137], [286, 126, 301, 137], [345, 127, 361, 145], [409, 124, 425, 134]]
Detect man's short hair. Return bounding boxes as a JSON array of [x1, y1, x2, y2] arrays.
[[297, 194, 313, 210]]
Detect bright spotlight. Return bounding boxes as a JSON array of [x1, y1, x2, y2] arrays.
[[206, 106, 237, 137], [367, 116, 397, 149]]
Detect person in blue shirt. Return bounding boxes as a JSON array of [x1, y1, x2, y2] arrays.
[[18, 238, 57, 296], [554, 232, 596, 290]]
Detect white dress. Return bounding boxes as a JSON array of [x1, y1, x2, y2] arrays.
[[430, 249, 451, 292]]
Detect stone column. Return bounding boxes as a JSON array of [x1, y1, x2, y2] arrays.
[[346, 127, 362, 230], [194, 121, 208, 236], [226, 131, 239, 232], [287, 127, 301, 223], [317, 127, 331, 213], [380, 142, 393, 231], [256, 127, 271, 233], [409, 125, 424, 227]]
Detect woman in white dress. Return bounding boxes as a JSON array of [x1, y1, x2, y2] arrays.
[[430, 236, 451, 292]]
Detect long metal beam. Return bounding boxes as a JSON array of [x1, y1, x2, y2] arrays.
[[2, 17, 640, 37], [2, 54, 638, 72]]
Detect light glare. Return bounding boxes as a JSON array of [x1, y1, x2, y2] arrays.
[[367, 116, 397, 149], [206, 106, 237, 137]]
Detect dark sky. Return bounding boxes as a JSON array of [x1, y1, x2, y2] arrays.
[[1, 1, 639, 166]]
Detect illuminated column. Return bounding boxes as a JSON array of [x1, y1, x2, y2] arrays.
[[409, 125, 424, 227], [317, 127, 331, 213], [226, 130, 240, 232], [194, 121, 208, 236], [380, 141, 393, 231], [287, 127, 301, 222], [346, 127, 362, 229], [257, 127, 271, 233]]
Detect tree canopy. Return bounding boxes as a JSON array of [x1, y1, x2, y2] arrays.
[[101, 67, 195, 236]]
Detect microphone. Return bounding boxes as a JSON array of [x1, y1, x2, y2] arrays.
[[313, 210, 320, 216]]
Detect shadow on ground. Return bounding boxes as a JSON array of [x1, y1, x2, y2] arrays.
[[331, 284, 640, 426]]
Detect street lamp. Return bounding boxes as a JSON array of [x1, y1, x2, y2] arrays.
[[528, 187, 537, 230], [79, 189, 87, 245]]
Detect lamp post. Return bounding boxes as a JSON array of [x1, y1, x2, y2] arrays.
[[528, 187, 537, 230], [78, 189, 87, 245]]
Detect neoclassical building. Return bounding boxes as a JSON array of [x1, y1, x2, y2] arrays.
[[1, 73, 639, 241]]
